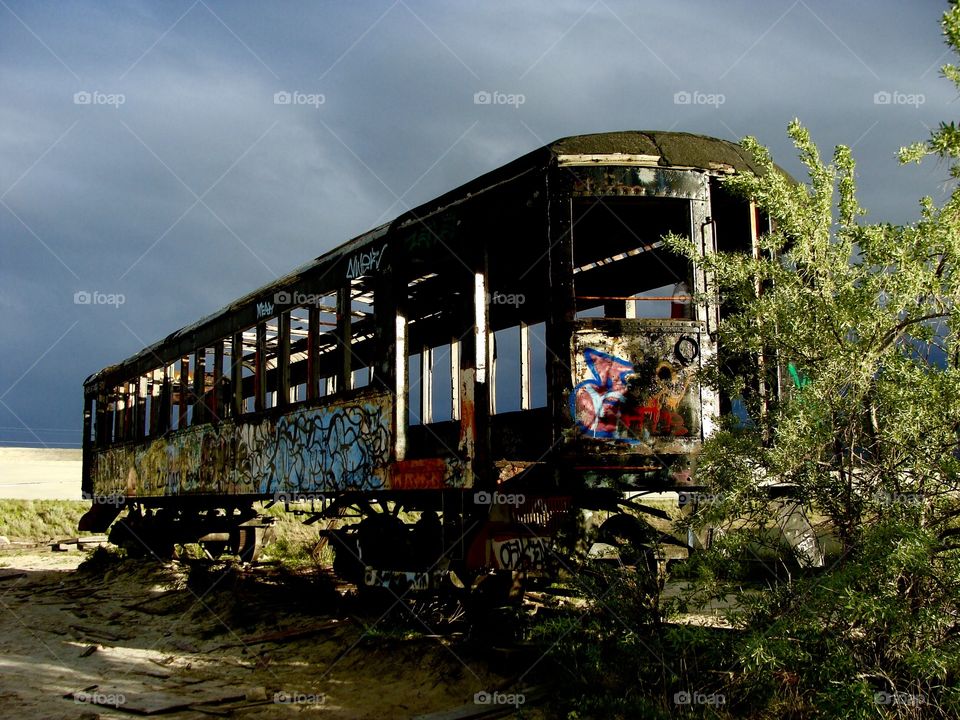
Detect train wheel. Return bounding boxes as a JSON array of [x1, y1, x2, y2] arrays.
[[108, 510, 176, 560], [330, 529, 364, 583], [233, 525, 272, 563]]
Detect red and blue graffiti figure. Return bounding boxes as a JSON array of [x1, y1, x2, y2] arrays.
[[571, 348, 638, 442]]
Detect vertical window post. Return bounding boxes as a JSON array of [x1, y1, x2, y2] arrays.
[[179, 357, 189, 427], [231, 332, 244, 417], [278, 311, 291, 407], [337, 284, 352, 392], [255, 323, 266, 412]]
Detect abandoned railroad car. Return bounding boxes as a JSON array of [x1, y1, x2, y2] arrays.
[[80, 130, 772, 591]]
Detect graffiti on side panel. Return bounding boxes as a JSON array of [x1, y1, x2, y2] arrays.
[[571, 346, 694, 443], [493, 536, 547, 570], [92, 398, 391, 498]]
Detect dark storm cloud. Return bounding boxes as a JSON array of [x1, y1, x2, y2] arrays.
[[0, 0, 953, 446]]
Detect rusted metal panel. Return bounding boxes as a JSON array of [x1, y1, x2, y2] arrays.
[[567, 319, 705, 455], [89, 393, 394, 498], [387, 457, 461, 490]]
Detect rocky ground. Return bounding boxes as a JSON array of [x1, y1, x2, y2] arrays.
[[0, 549, 540, 719]]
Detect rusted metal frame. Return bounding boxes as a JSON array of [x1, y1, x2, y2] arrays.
[[486, 319, 497, 415], [123, 382, 133, 441], [125, 381, 134, 440], [336, 284, 352, 391], [212, 340, 223, 421], [231, 332, 244, 417], [450, 336, 461, 420], [95, 389, 108, 446], [178, 356, 189, 428], [110, 389, 118, 442], [255, 323, 266, 412], [470, 245, 492, 488], [82, 395, 93, 449], [307, 305, 319, 400], [192, 348, 206, 425], [157, 367, 171, 434], [395, 311, 408, 461], [421, 343, 433, 424], [691, 180, 720, 439], [82, 394, 93, 495], [520, 321, 532, 410], [149, 372, 160, 434], [544, 170, 576, 447], [137, 376, 148, 437], [278, 311, 291, 407]]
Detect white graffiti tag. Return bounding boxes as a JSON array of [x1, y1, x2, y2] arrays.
[[346, 244, 387, 279]]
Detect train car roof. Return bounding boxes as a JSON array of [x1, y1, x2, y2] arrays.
[[85, 130, 775, 387]]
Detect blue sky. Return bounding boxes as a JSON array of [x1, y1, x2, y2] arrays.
[[0, 0, 954, 447]]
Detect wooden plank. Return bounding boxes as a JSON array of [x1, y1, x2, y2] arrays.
[[67, 684, 248, 715], [214, 619, 342, 649]]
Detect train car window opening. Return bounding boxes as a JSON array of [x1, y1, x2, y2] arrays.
[[164, 362, 178, 431], [491, 326, 523, 415], [430, 343, 453, 423], [259, 322, 280, 411], [524, 321, 548, 409], [311, 292, 339, 399], [349, 277, 376, 392], [351, 366, 371, 390], [289, 307, 310, 403], [571, 197, 693, 319], [239, 327, 256, 414]]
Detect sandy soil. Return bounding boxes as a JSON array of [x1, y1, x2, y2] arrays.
[[0, 448, 82, 500], [0, 550, 532, 719]]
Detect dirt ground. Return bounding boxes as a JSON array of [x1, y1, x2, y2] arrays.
[[0, 550, 538, 719]]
